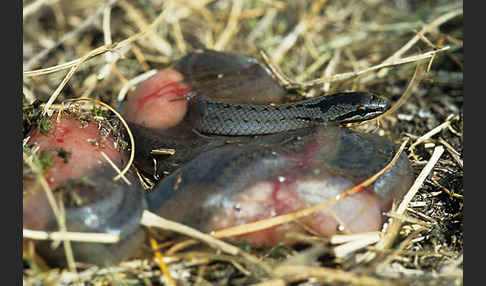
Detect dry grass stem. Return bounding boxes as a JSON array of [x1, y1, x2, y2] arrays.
[[141, 210, 239, 254], [321, 48, 341, 92], [246, 8, 278, 44], [23, 85, 37, 104], [23, 229, 120, 243], [409, 116, 454, 151], [24, 2, 169, 77], [166, 239, 199, 256], [97, 5, 130, 81], [259, 50, 294, 86], [23, 151, 62, 227], [140, 211, 271, 274], [363, 145, 445, 264], [149, 237, 176, 286], [117, 69, 158, 102], [295, 53, 331, 83], [333, 232, 382, 258], [271, 19, 308, 64], [102, 4, 113, 48], [171, 18, 187, 55], [24, 58, 85, 77], [272, 265, 391, 286], [383, 9, 462, 65], [57, 194, 78, 278], [439, 137, 463, 168], [213, 0, 243, 51], [24, 0, 117, 70], [151, 148, 176, 156], [330, 231, 382, 244], [251, 278, 286, 286], [117, 0, 172, 56], [23, 0, 60, 19], [297, 47, 450, 89], [23, 150, 78, 275], [100, 151, 131, 185], [350, 62, 426, 128], [383, 212, 431, 227], [261, 44, 448, 93], [42, 45, 116, 116]]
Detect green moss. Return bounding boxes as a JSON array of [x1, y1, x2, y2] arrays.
[[92, 104, 107, 118], [23, 146, 72, 174], [22, 103, 34, 126], [23, 145, 55, 173], [36, 115, 53, 136], [37, 150, 54, 171]]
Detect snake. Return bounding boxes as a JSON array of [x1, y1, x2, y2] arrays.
[[176, 50, 391, 136], [187, 91, 390, 135]]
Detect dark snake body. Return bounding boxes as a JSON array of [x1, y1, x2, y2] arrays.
[[176, 50, 390, 136], [188, 91, 390, 135]]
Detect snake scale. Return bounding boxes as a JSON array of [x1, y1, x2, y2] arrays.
[[188, 91, 390, 135], [176, 50, 390, 135]]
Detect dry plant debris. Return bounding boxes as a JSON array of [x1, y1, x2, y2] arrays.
[[23, 0, 463, 285]]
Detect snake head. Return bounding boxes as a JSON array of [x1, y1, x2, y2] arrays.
[[326, 92, 391, 124]]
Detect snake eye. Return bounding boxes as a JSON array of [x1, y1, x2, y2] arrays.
[[358, 105, 366, 111]]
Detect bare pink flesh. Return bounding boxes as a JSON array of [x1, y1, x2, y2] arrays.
[[24, 115, 122, 230], [208, 176, 386, 246], [26, 115, 121, 189], [122, 69, 190, 129]]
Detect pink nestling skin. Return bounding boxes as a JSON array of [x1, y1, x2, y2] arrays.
[[207, 179, 384, 246], [198, 128, 412, 246], [24, 114, 148, 267], [122, 69, 191, 129], [26, 114, 122, 189], [23, 114, 122, 231]]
